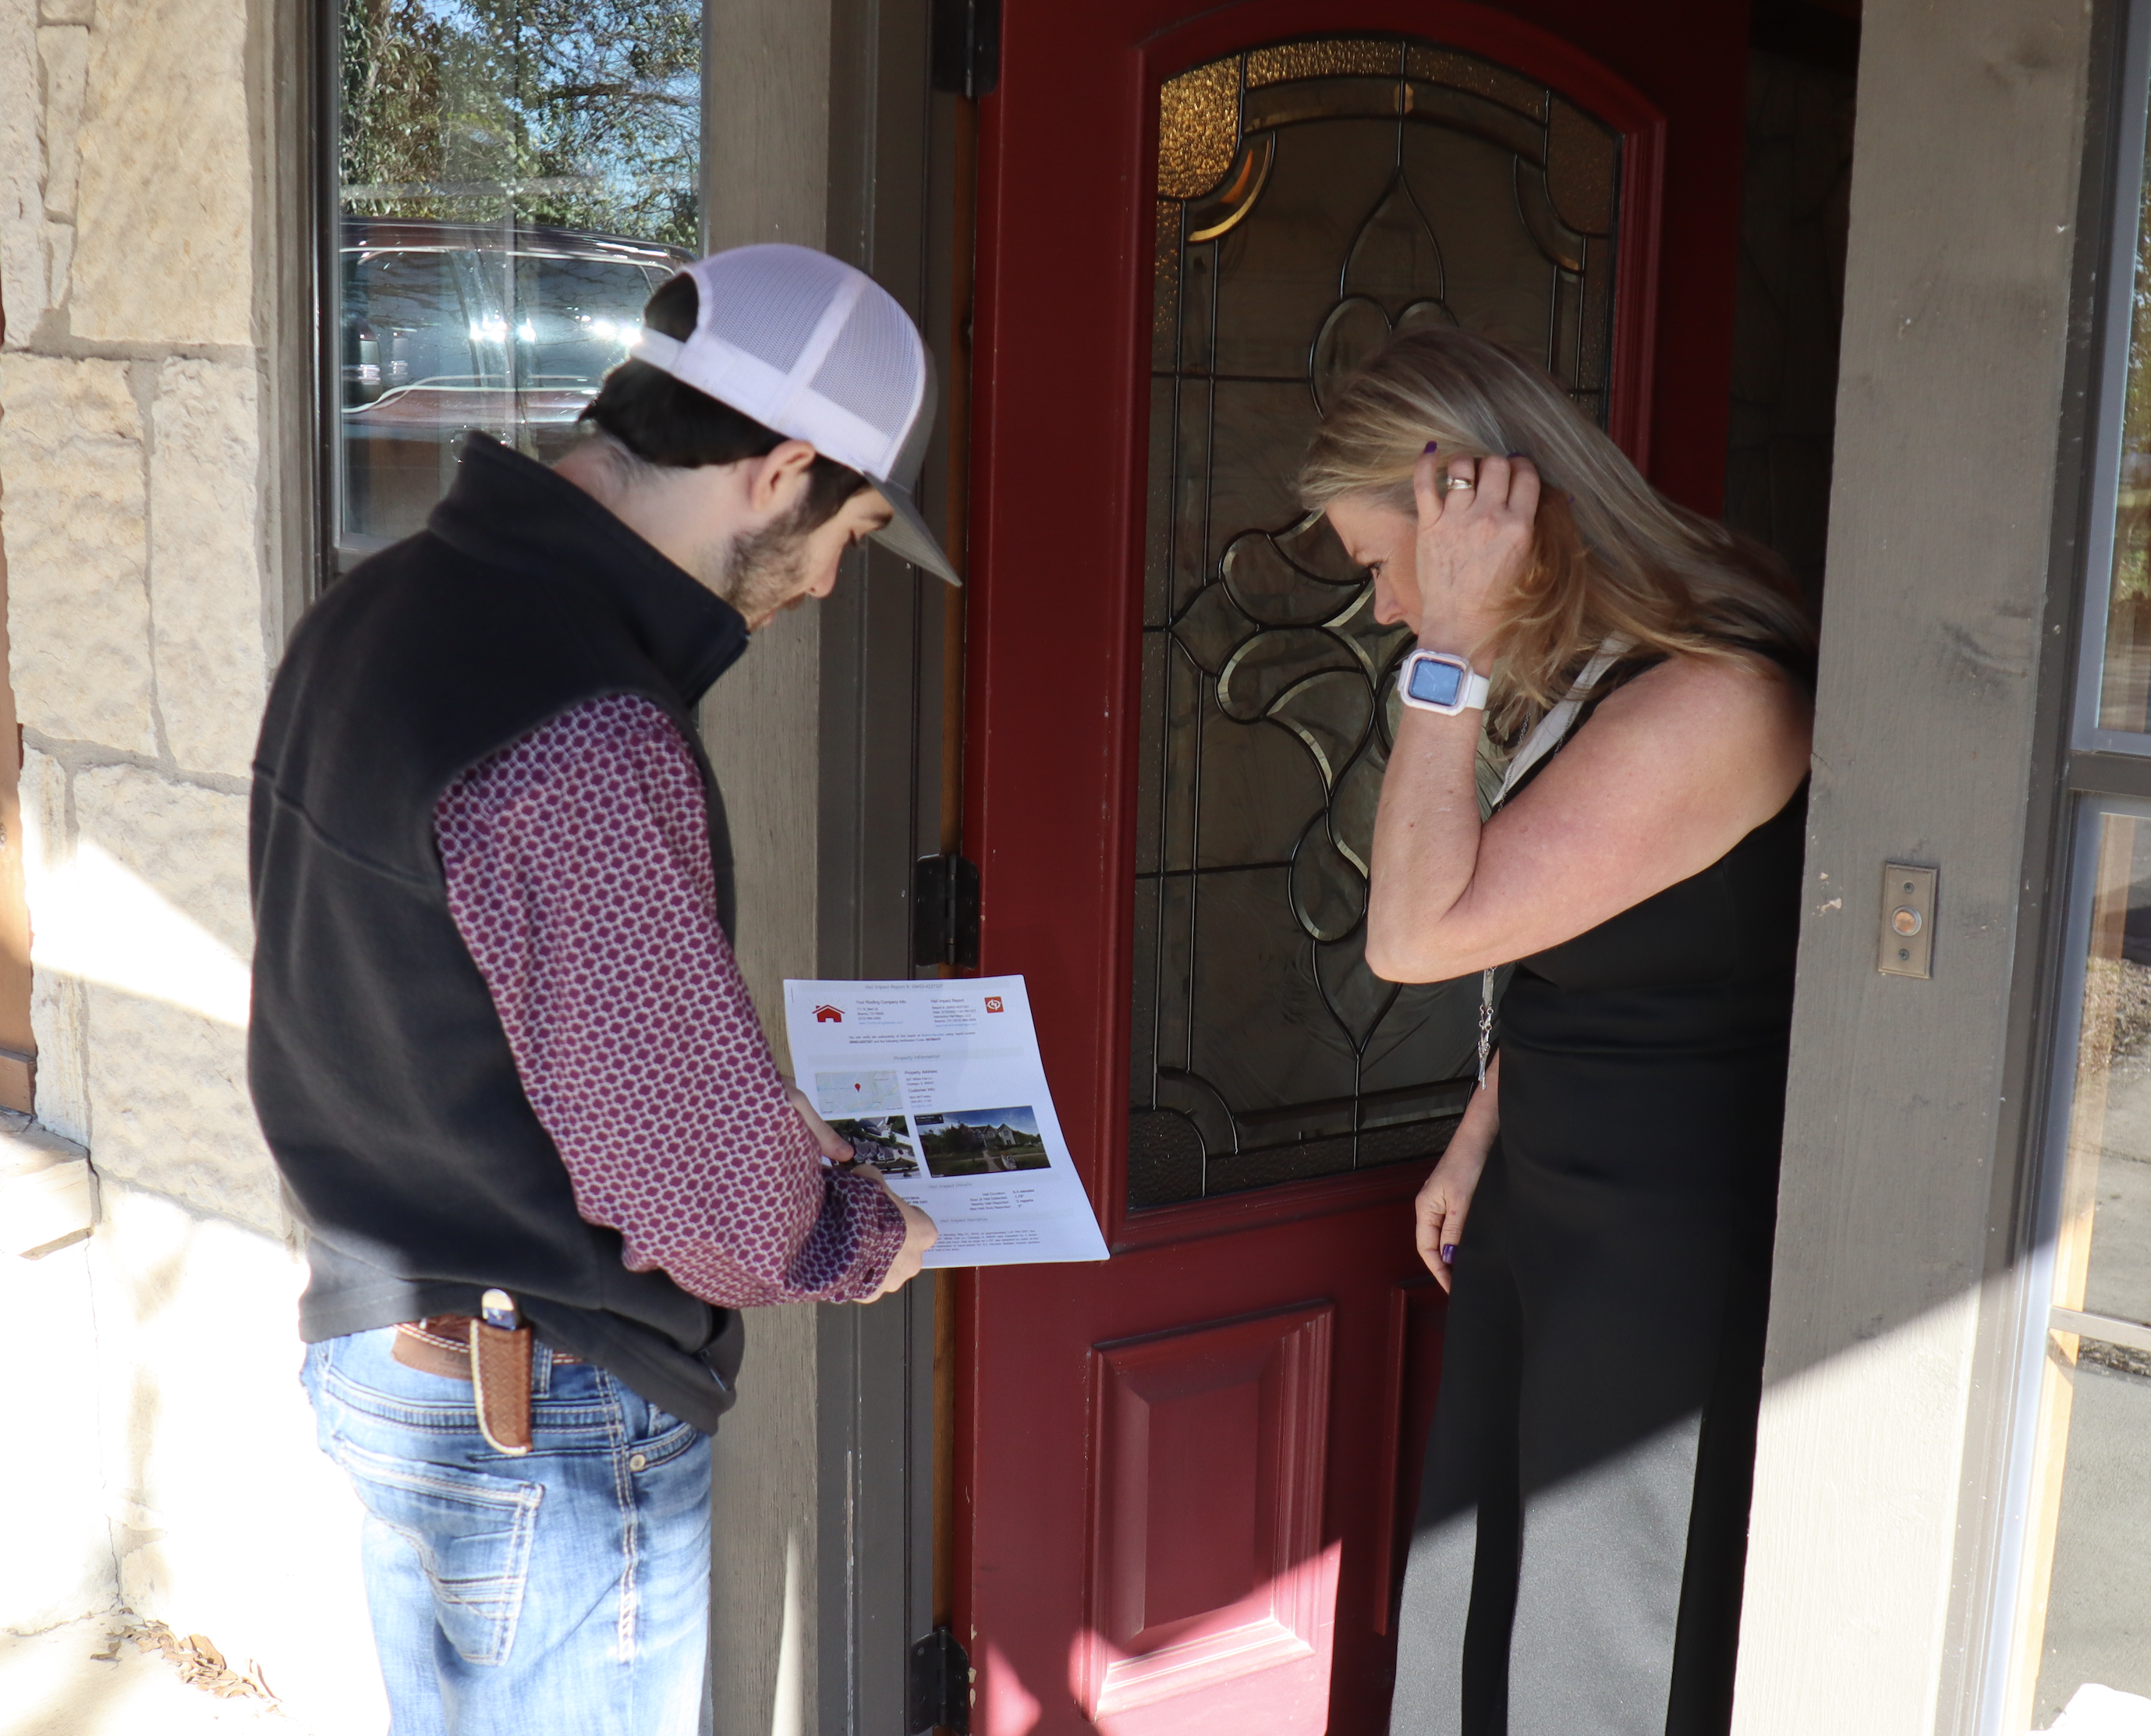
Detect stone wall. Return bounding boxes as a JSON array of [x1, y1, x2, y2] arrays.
[[1, 0, 268, 1214], [0, 0, 378, 1722]]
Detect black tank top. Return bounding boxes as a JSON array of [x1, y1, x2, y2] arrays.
[[1493, 677, 1809, 1195]]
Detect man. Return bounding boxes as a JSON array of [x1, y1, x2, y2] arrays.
[[249, 243, 943, 1734]]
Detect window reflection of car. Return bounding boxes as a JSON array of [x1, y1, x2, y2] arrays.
[[850, 1143, 920, 1178], [338, 217, 691, 553]]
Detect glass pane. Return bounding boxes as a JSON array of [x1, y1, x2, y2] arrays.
[[334, 0, 701, 555], [1131, 38, 1618, 1209], [2004, 810, 2151, 1729], [2098, 112, 2151, 732]]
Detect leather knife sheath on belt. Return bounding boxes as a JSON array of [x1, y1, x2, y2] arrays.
[[391, 1288, 551, 1454]]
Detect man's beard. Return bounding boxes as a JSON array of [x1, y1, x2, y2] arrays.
[[696, 504, 813, 625]]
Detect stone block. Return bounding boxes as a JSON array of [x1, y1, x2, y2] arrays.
[[70, 0, 250, 345], [0, 355, 154, 750], [43, 217, 69, 308], [0, 0, 45, 348], [72, 763, 251, 957], [19, 748, 89, 1147], [39, 0, 93, 21], [37, 24, 86, 221], [65, 765, 270, 1226], [83, 987, 274, 1230], [151, 360, 265, 777]]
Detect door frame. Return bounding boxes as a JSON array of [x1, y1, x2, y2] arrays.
[[698, 0, 959, 1729]]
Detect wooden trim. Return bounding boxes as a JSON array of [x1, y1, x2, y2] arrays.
[[0, 526, 37, 1114], [1607, 92, 1665, 470], [2066, 748, 2151, 797], [2001, 811, 2124, 1731], [1729, 0, 2103, 1725], [2049, 1306, 2151, 1355], [1369, 1281, 1413, 1635], [1110, 1156, 1428, 1254], [934, 82, 981, 1656]]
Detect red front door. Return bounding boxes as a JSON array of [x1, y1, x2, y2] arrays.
[[955, 5, 1747, 1731]]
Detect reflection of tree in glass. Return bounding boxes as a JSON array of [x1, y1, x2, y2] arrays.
[[340, 0, 700, 246], [2119, 186, 2151, 607], [2099, 142, 2151, 732]]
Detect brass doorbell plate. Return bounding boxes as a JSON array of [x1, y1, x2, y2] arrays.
[[1878, 863, 1937, 979]]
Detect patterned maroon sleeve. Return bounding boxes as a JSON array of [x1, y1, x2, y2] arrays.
[[433, 693, 908, 1306]]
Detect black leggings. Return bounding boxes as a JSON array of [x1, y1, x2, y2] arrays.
[[1387, 1142, 1774, 1736]]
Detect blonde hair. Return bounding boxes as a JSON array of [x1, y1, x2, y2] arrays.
[[1299, 327, 1814, 740]]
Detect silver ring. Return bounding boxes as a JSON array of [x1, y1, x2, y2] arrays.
[[1444, 477, 1476, 491]]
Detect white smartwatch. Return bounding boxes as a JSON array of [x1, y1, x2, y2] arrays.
[[1397, 649, 1490, 715]]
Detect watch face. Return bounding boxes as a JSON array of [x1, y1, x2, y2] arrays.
[[1405, 655, 1465, 708]]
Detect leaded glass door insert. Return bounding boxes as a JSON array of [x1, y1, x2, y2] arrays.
[[1130, 37, 1622, 1209]]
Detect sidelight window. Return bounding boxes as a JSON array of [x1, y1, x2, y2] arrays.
[[1995, 799, 2151, 1732], [326, 0, 703, 567], [1989, 5, 2151, 1727], [1129, 37, 1624, 1208]]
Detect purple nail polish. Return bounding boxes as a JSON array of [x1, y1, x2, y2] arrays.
[[1440, 1244, 1458, 1264], [1423, 441, 1439, 455]]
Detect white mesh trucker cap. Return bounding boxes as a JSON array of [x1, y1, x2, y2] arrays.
[[629, 243, 959, 586]]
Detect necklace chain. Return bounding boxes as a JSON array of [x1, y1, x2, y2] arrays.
[[1476, 966, 1494, 1087]]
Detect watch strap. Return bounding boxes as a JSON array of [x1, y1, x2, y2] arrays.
[[1398, 650, 1490, 714]]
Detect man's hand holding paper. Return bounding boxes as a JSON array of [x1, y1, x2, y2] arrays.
[[782, 976, 1111, 1268]]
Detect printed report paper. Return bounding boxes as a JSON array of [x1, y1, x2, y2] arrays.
[[782, 975, 1110, 1268]]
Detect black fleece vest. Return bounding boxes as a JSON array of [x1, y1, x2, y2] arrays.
[[250, 435, 750, 1432]]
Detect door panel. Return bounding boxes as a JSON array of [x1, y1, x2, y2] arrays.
[[1079, 1305, 1335, 1730], [1372, 1279, 1449, 1634], [959, 3, 1745, 1730]]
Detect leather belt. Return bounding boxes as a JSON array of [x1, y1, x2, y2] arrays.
[[392, 1312, 578, 1455]]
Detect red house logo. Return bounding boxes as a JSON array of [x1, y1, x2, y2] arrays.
[[983, 997, 1004, 1013], [813, 1004, 844, 1023]]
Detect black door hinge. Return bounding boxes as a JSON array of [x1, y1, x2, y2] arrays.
[[908, 1626, 971, 1734], [930, 0, 1000, 99], [912, 853, 981, 970]]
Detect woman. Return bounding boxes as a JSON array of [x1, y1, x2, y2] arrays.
[[1300, 329, 1814, 1736]]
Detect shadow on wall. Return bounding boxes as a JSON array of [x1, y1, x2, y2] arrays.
[[8, 765, 386, 1731], [1722, 36, 1857, 612]]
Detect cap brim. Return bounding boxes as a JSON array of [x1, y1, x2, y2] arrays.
[[866, 480, 961, 586]]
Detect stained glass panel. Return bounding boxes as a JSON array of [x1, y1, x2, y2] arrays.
[[1131, 37, 1621, 1210]]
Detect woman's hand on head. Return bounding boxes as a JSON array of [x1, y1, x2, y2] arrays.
[[1366, 649, 1813, 983], [1412, 449, 1540, 662]]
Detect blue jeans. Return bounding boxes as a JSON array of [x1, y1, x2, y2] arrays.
[[302, 1328, 711, 1736]]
